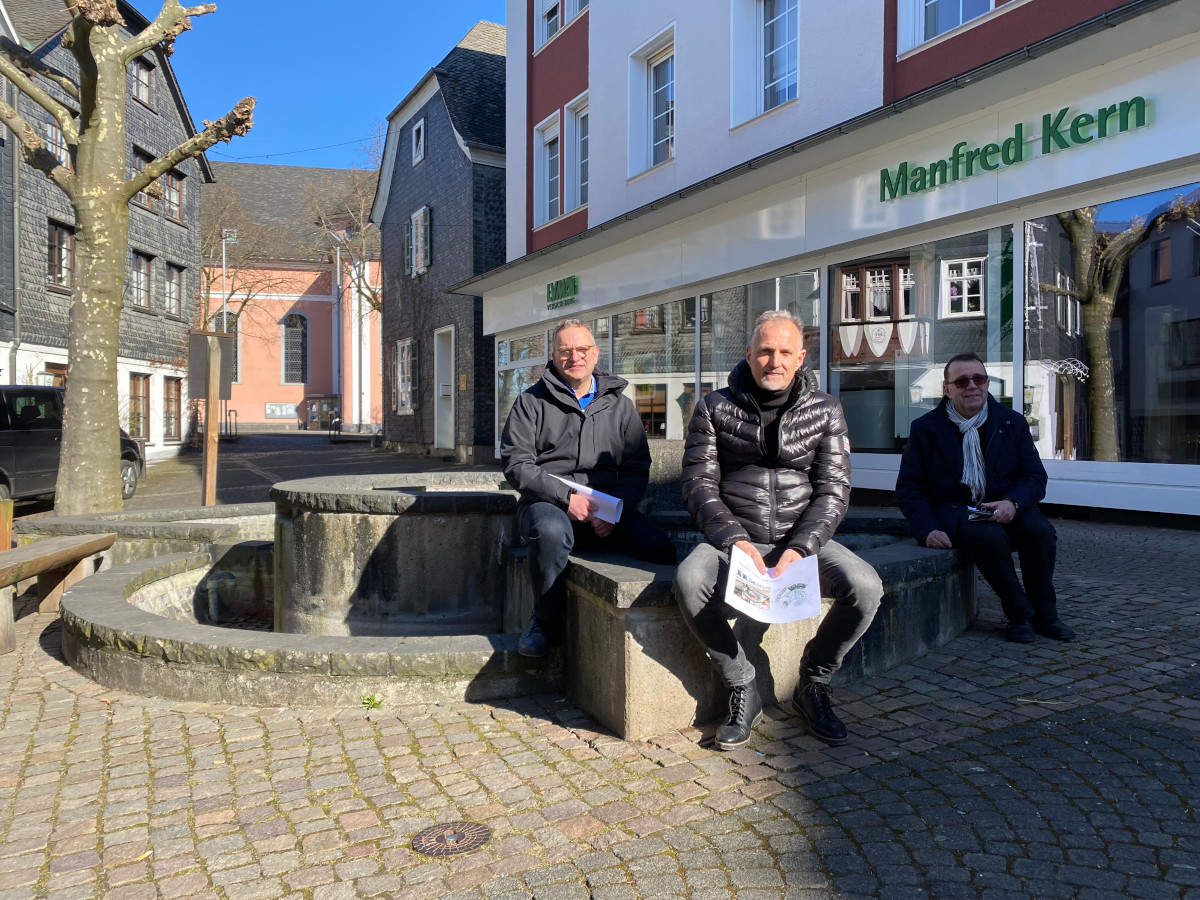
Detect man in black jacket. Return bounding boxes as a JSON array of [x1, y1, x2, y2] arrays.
[[675, 310, 883, 750], [896, 352, 1073, 644], [501, 319, 677, 658]]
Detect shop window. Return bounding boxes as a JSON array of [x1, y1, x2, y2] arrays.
[[48, 221, 74, 290], [163, 377, 182, 442], [1024, 180, 1200, 465], [129, 251, 152, 308], [129, 373, 150, 440], [1193, 232, 1200, 276], [495, 331, 547, 452], [762, 0, 798, 112], [635, 383, 668, 439], [940, 257, 985, 318], [396, 338, 416, 413], [831, 227, 1013, 452], [282, 314, 308, 385], [1151, 238, 1171, 285]]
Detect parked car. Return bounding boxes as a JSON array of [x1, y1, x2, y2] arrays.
[[0, 385, 144, 501]]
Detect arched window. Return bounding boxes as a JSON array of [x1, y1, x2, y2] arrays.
[[282, 314, 308, 384], [210, 311, 239, 382]]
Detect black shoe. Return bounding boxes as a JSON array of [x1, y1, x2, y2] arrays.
[[517, 617, 555, 658], [791, 680, 848, 746], [714, 682, 763, 751], [1005, 622, 1036, 643], [1033, 619, 1075, 641]]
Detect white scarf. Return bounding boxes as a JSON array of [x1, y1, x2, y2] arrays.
[[946, 400, 988, 503]]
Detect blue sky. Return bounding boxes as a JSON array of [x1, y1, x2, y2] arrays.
[[129, 0, 507, 171]]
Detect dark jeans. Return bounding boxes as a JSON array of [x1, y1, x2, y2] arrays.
[[520, 501, 678, 624], [953, 505, 1058, 626], [673, 539, 883, 688]]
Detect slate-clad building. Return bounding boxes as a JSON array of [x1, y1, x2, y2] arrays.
[[0, 0, 211, 460], [372, 21, 506, 462]]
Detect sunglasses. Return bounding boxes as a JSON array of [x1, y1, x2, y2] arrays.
[[945, 374, 989, 389]]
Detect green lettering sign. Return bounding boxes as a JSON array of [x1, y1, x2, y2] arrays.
[[546, 275, 580, 311]]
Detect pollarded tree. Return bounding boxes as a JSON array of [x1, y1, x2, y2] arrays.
[[0, 0, 254, 515]]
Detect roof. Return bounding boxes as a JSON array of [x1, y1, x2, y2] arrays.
[[435, 21, 506, 152], [205, 161, 380, 264], [3, 0, 215, 182]]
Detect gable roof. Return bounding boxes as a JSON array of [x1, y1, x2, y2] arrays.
[[3, 0, 214, 182], [205, 161, 380, 264]]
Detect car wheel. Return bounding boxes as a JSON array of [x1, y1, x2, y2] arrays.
[[120, 460, 137, 500]]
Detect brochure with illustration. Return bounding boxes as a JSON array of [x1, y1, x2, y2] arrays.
[[549, 475, 624, 524], [722, 544, 821, 624]]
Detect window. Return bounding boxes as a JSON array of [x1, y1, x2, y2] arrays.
[[129, 374, 150, 440], [396, 339, 416, 412], [164, 171, 183, 221], [131, 150, 154, 208], [44, 113, 69, 166], [1151, 238, 1171, 285], [577, 112, 589, 206], [900, 267, 916, 318], [211, 311, 239, 382], [404, 206, 431, 276], [533, 114, 561, 226], [1193, 232, 1200, 277], [282, 314, 308, 384], [163, 377, 182, 442], [48, 221, 74, 290], [412, 119, 425, 165], [762, 0, 798, 112], [132, 58, 153, 105], [165, 264, 183, 318], [650, 50, 675, 167], [546, 136, 560, 220], [899, 0, 993, 51], [565, 98, 589, 212], [129, 252, 152, 308], [941, 258, 986, 318], [543, 1, 560, 43]]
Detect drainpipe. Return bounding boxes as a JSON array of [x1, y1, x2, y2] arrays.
[[333, 244, 342, 409], [8, 77, 20, 380]]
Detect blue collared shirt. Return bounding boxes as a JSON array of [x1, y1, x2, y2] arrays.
[[577, 377, 598, 410]]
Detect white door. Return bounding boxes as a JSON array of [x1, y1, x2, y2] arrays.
[[434, 326, 455, 450]]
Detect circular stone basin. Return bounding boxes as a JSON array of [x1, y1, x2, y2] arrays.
[[271, 474, 519, 637]]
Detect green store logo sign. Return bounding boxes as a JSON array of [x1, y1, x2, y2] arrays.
[[546, 275, 580, 310], [879, 96, 1150, 203]]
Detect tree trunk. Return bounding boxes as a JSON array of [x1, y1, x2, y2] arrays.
[[54, 26, 129, 516], [1080, 290, 1119, 462]]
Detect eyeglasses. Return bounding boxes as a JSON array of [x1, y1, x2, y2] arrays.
[[554, 345, 595, 359], [945, 374, 989, 389]]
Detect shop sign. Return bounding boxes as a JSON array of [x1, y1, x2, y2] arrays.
[[880, 96, 1149, 203], [546, 275, 580, 310]]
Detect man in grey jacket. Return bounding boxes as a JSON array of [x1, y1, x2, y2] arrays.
[[501, 319, 677, 657]]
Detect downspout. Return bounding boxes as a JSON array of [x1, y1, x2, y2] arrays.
[[333, 245, 342, 407], [8, 76, 20, 380]]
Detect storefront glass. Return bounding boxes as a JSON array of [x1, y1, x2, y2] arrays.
[[612, 300, 696, 440], [1024, 181, 1200, 464], [829, 226, 1014, 452]]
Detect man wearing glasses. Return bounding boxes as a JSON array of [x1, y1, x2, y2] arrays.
[[896, 352, 1073, 644], [501, 319, 677, 658]]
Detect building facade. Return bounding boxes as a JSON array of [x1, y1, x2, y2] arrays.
[[0, 0, 211, 460], [460, 0, 1199, 516], [201, 162, 382, 434], [372, 22, 506, 462]]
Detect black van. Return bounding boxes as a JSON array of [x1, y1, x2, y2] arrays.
[[0, 385, 144, 501]]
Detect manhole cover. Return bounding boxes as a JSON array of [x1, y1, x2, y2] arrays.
[[411, 821, 491, 856]]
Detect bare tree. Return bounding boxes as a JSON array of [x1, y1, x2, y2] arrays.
[[0, 0, 253, 515], [306, 166, 382, 314], [1050, 194, 1200, 461]]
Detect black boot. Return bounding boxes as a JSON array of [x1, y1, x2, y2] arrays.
[[517, 617, 556, 658], [791, 679, 848, 745], [714, 681, 763, 751]]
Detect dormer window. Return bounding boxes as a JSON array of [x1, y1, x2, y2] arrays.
[[412, 119, 425, 165]]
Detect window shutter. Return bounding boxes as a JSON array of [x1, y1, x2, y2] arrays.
[[404, 221, 413, 276], [422, 207, 432, 269]]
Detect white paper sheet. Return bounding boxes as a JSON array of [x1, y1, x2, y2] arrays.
[[722, 545, 821, 623], [549, 475, 624, 524]]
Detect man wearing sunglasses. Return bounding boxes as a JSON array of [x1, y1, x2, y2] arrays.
[[896, 352, 1073, 644], [501, 319, 677, 658]]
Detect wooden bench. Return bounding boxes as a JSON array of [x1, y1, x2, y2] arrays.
[[0, 532, 117, 653]]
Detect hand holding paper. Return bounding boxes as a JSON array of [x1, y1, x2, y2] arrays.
[[550, 475, 624, 524], [723, 544, 821, 624]]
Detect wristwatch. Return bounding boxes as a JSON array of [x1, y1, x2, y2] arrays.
[[1007, 498, 1019, 511]]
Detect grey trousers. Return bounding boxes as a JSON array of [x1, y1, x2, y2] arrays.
[[674, 540, 884, 688]]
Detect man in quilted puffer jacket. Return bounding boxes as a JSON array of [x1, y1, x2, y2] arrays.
[[675, 310, 883, 750]]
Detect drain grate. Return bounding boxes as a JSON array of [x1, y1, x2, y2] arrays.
[[411, 821, 491, 857]]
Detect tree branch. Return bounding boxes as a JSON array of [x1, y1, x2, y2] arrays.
[[71, 0, 124, 28], [121, 97, 255, 202], [0, 38, 80, 101], [122, 0, 216, 63], [0, 50, 78, 141], [0, 98, 73, 195]]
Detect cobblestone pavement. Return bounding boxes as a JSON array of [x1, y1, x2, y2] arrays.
[[1, 519, 1198, 900]]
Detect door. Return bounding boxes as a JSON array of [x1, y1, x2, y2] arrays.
[[434, 326, 455, 450]]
